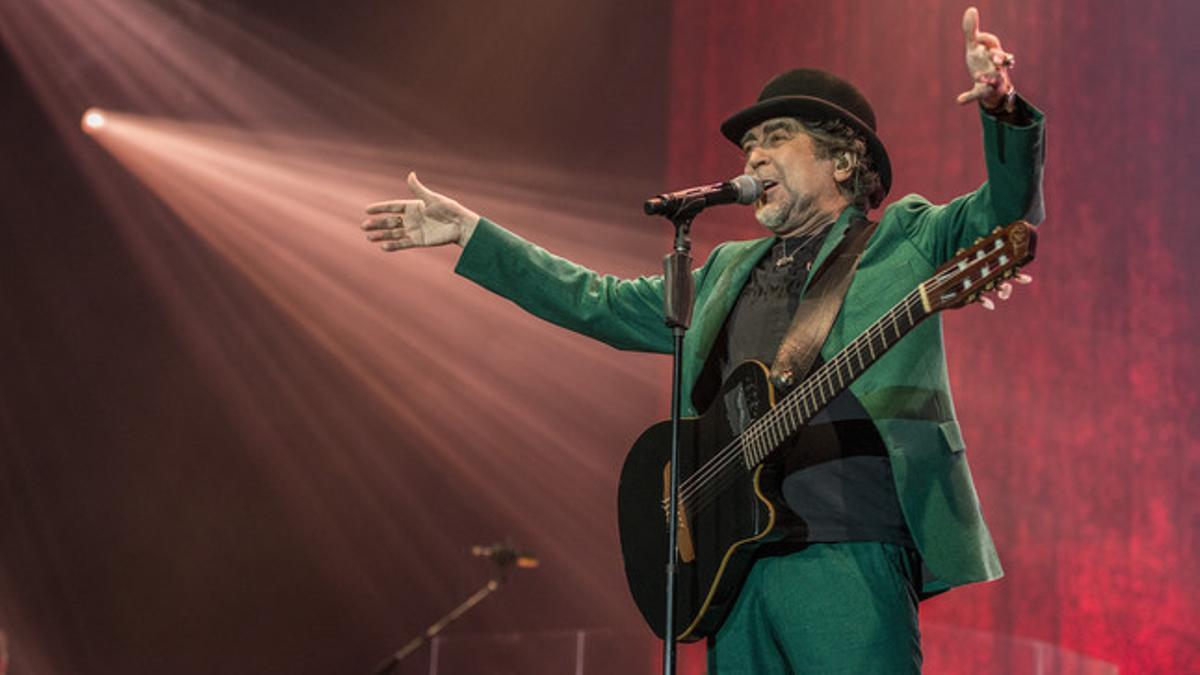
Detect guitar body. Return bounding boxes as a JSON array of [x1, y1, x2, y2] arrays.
[[618, 360, 796, 641]]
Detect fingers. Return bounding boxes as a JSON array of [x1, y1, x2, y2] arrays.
[[962, 7, 978, 44], [361, 173, 456, 252], [362, 219, 417, 251], [956, 80, 991, 104], [361, 212, 417, 251], [363, 177, 433, 253], [362, 215, 402, 237], [365, 199, 420, 215], [980, 272, 1033, 309], [362, 211, 408, 230], [381, 239, 416, 252], [367, 230, 414, 247], [407, 172, 436, 202], [963, 7, 1001, 46], [975, 31, 1001, 49], [364, 170, 439, 214], [378, 229, 417, 250]]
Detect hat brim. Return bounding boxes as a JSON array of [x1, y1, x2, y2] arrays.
[[720, 96, 892, 207]]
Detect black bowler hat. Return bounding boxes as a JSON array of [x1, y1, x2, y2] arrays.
[[721, 68, 891, 207]]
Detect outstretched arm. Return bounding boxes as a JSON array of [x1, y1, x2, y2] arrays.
[[359, 174, 685, 353]]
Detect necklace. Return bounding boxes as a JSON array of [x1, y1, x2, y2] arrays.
[[774, 235, 814, 269]]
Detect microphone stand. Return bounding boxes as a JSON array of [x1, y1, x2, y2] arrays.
[[656, 197, 704, 675], [372, 555, 517, 675]]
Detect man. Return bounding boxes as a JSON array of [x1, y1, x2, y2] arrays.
[[363, 7, 1043, 673]]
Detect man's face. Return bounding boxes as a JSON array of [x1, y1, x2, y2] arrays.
[[740, 117, 842, 237]]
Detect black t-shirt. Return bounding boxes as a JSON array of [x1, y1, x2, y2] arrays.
[[717, 232, 913, 546]]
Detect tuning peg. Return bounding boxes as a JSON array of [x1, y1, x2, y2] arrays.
[[956, 247, 966, 255], [974, 237, 983, 245]]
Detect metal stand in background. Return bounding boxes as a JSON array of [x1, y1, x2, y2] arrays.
[[658, 198, 703, 675], [373, 546, 531, 675]]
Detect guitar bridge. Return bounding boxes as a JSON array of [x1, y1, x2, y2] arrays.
[[662, 462, 695, 563]]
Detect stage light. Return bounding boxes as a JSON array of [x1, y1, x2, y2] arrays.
[[81, 108, 105, 133]]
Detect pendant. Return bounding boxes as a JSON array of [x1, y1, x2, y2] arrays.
[[775, 254, 795, 268]]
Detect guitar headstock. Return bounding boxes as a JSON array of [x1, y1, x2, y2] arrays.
[[920, 221, 1037, 313]]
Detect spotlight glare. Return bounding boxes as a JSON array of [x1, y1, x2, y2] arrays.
[[82, 108, 106, 133]]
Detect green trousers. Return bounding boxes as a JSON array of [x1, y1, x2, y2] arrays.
[[707, 542, 922, 674]]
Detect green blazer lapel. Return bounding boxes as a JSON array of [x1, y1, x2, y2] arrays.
[[802, 206, 863, 295], [681, 237, 774, 398]]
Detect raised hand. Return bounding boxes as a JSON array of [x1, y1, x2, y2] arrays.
[[362, 173, 480, 251], [955, 7, 1016, 110]]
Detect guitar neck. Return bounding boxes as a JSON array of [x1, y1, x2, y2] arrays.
[[741, 287, 931, 467]]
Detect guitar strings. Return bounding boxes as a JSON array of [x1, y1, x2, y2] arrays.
[[678, 289, 926, 512], [678, 246, 1012, 515], [678, 291, 919, 505]]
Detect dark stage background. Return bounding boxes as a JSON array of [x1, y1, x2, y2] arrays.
[[0, 1, 1196, 674]]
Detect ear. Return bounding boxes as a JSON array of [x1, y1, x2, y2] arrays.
[[832, 152, 856, 183]]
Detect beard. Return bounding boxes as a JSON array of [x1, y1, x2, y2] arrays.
[[755, 187, 820, 236]]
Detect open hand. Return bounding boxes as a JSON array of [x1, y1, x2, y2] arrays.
[[362, 173, 480, 251], [956, 7, 1016, 110]]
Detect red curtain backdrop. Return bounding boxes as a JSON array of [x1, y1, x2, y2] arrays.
[[1, 1, 1197, 673], [663, 1, 1199, 673]]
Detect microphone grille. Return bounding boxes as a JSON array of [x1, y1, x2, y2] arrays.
[[731, 175, 765, 204]]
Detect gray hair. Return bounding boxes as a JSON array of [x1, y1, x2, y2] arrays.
[[798, 118, 884, 210]]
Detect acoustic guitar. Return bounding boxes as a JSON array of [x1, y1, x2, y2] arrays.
[[617, 220, 1036, 640]]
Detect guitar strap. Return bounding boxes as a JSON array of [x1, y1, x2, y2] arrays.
[[769, 215, 879, 389]]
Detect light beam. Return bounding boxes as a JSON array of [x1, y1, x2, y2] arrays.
[[0, 1, 685, 672]]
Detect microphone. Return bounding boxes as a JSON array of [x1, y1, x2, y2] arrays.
[[471, 543, 540, 569], [644, 175, 773, 216]]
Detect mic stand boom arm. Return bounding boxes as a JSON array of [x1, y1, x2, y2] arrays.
[[372, 576, 505, 675]]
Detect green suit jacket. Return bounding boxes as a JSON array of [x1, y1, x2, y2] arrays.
[[455, 105, 1045, 594]]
